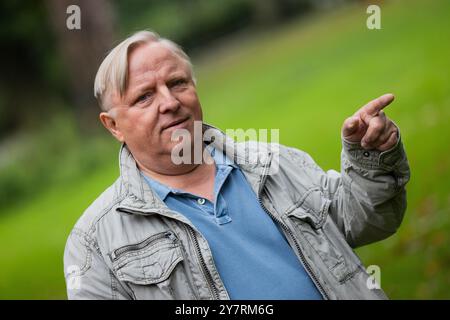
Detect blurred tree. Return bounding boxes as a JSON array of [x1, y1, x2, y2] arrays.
[[0, 0, 62, 138], [45, 0, 117, 132], [249, 0, 281, 24], [115, 0, 253, 51], [0, 0, 349, 139]]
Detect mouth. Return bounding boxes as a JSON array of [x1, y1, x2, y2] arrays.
[[162, 117, 190, 132]]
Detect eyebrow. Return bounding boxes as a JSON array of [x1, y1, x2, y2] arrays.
[[167, 72, 188, 80], [128, 83, 155, 103], [126, 71, 190, 103], [167, 75, 189, 84]]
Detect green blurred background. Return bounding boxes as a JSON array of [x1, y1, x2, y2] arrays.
[[0, 0, 449, 299]]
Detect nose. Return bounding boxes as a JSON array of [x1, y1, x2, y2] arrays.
[[158, 85, 180, 113]]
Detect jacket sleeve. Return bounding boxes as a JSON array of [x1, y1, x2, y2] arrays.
[[291, 131, 410, 248], [63, 228, 131, 300]]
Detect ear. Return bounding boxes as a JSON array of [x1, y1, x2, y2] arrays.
[[99, 111, 125, 142]]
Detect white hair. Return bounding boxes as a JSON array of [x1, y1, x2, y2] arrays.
[[94, 30, 195, 111]]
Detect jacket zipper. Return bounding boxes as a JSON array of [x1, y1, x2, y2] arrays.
[[257, 155, 330, 300], [185, 224, 221, 300], [116, 153, 329, 299], [111, 231, 175, 261]]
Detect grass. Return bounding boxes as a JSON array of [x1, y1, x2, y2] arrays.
[[0, 0, 449, 299]]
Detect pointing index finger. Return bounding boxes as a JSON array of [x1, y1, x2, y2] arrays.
[[360, 93, 395, 118]]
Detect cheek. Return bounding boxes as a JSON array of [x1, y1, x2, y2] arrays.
[[181, 91, 202, 116], [120, 110, 159, 139]]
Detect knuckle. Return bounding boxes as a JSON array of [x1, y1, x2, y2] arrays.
[[386, 119, 394, 127], [345, 116, 355, 125], [372, 120, 385, 132], [364, 134, 375, 143], [389, 131, 398, 141]]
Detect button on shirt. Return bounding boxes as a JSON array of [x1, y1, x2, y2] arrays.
[[142, 146, 323, 300]]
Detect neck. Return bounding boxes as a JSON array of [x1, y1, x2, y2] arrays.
[[135, 145, 216, 201]]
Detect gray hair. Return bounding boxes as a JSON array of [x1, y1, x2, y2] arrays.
[[94, 30, 195, 111]]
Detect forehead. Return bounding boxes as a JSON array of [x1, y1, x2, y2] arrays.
[[109, 42, 189, 107], [127, 42, 188, 80]]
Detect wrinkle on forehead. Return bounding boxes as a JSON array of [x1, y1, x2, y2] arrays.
[[130, 63, 184, 89], [128, 42, 188, 83]]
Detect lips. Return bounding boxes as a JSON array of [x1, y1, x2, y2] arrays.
[[162, 117, 189, 131]]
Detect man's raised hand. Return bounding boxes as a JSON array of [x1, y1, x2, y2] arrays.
[[342, 93, 399, 151]]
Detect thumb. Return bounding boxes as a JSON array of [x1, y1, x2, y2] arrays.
[[342, 116, 360, 137]]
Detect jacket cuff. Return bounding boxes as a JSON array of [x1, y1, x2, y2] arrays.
[[341, 126, 405, 170]]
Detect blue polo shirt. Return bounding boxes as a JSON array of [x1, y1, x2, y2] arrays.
[[142, 146, 323, 300]]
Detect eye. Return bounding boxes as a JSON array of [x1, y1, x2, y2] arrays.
[[135, 92, 153, 104], [170, 78, 188, 88]]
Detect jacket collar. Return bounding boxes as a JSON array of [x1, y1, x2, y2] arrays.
[[117, 123, 274, 215]]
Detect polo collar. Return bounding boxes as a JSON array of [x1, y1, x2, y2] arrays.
[[117, 123, 273, 214]]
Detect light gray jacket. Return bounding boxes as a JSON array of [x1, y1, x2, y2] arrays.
[[64, 124, 410, 300]]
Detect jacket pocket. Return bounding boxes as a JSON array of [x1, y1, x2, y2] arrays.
[[111, 231, 194, 299], [286, 190, 359, 283]]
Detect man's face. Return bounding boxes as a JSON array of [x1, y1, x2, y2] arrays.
[[105, 42, 202, 163]]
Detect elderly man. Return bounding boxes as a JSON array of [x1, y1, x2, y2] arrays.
[[64, 31, 410, 300]]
